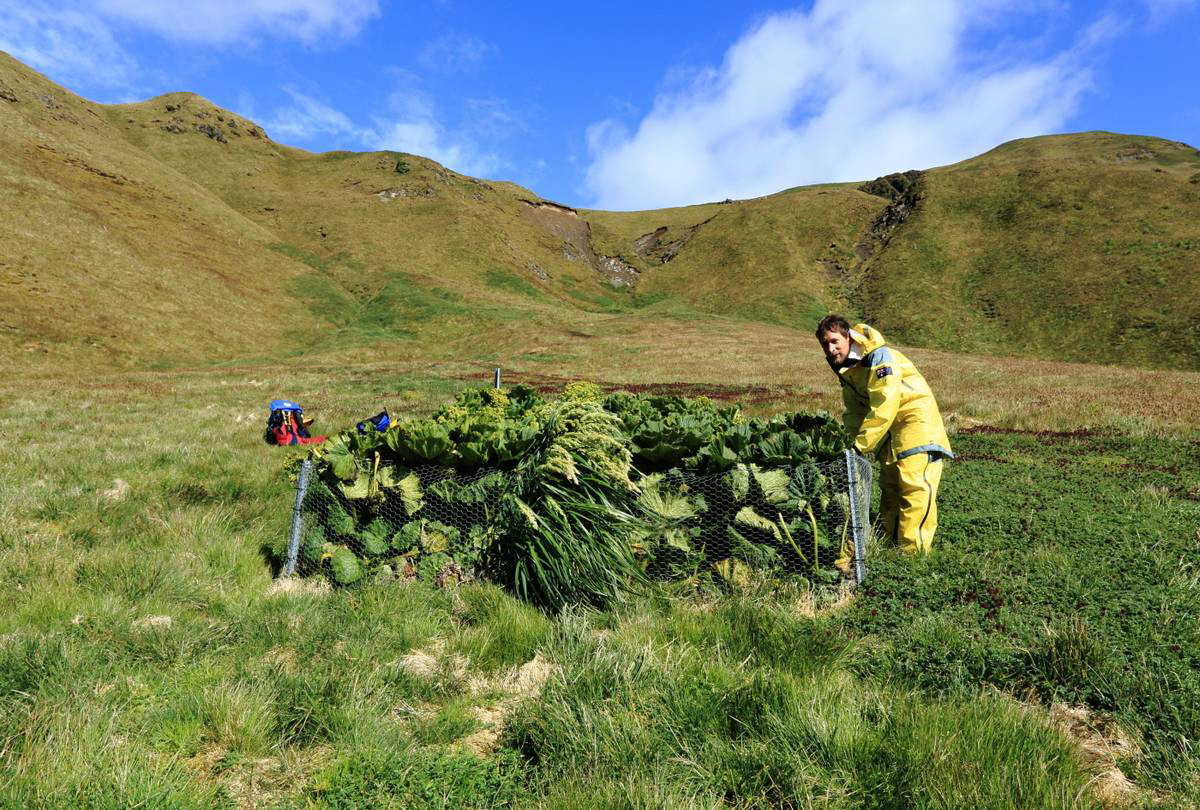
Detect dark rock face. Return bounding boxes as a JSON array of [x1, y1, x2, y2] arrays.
[[855, 170, 924, 259], [196, 123, 227, 143], [858, 170, 922, 202], [1190, 172, 1200, 185], [634, 226, 668, 256], [820, 170, 927, 292], [0, 80, 16, 103], [632, 215, 715, 264]]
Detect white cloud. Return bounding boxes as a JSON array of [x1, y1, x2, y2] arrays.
[[93, 0, 379, 45], [369, 88, 508, 177], [419, 33, 495, 72], [0, 0, 379, 97], [1142, 0, 1197, 23], [263, 85, 510, 178], [0, 2, 135, 88], [265, 87, 361, 141], [583, 0, 1100, 210]]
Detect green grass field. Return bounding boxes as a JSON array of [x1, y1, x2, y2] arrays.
[[2, 350, 1197, 808], [3, 50, 1200, 809]]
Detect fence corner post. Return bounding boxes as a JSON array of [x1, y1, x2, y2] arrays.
[[845, 449, 868, 585], [284, 459, 313, 578]]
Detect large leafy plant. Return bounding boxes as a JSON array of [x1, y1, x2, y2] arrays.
[[293, 383, 852, 608]]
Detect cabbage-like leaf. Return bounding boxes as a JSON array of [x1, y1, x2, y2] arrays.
[[327, 501, 356, 537], [329, 547, 363, 585], [339, 474, 371, 500], [357, 518, 391, 557], [734, 506, 780, 539], [752, 467, 792, 506], [711, 558, 752, 588], [323, 434, 358, 481], [729, 464, 750, 502], [421, 521, 460, 554], [391, 519, 424, 552], [697, 438, 738, 473], [396, 473, 424, 516], [408, 423, 453, 461], [298, 524, 326, 567]]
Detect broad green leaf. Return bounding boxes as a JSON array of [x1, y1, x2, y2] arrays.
[[397, 473, 424, 515], [329, 547, 363, 585], [338, 474, 371, 500]]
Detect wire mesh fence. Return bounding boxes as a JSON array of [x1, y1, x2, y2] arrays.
[[284, 450, 873, 591]]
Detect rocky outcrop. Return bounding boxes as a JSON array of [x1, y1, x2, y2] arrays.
[[0, 80, 16, 103], [520, 198, 577, 217], [632, 215, 715, 264], [858, 170, 921, 202], [819, 170, 925, 298], [597, 255, 639, 288], [853, 170, 924, 260], [376, 186, 435, 201], [196, 123, 226, 143]]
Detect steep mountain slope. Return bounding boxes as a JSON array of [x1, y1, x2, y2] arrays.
[[2, 52, 1196, 374], [854, 133, 1200, 368], [0, 53, 320, 372]]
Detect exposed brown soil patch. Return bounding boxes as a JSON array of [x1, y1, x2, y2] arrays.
[[266, 577, 330, 597], [460, 654, 556, 756], [632, 214, 715, 263], [960, 425, 1105, 442], [1048, 703, 1141, 807]]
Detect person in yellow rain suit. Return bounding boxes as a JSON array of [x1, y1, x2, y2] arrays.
[[816, 315, 953, 565]]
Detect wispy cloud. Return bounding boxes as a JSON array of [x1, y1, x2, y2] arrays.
[[0, 2, 136, 88], [583, 0, 1105, 210], [0, 0, 380, 96], [1141, 0, 1197, 24], [93, 0, 380, 45], [263, 83, 515, 178], [264, 87, 361, 142], [418, 33, 495, 72]]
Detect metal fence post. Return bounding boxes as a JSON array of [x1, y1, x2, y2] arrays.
[[845, 450, 868, 585], [494, 367, 501, 389], [284, 459, 313, 577]]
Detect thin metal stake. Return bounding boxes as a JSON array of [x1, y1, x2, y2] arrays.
[[494, 367, 501, 389], [845, 449, 868, 585], [284, 459, 313, 578]]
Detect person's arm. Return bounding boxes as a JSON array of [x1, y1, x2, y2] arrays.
[[841, 382, 865, 440], [853, 349, 901, 454]]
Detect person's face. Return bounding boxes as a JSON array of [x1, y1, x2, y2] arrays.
[[820, 329, 851, 365]]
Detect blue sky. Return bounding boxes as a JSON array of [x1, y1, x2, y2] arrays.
[[2, 0, 1197, 209]]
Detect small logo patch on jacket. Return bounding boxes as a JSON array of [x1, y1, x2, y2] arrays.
[[875, 366, 893, 379]]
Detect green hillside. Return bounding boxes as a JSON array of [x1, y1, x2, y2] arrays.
[[2, 53, 1198, 373], [854, 132, 1200, 368]]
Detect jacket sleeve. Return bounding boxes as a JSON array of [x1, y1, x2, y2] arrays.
[[854, 351, 901, 454], [841, 382, 865, 440]]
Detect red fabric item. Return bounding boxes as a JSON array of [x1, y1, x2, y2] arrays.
[[271, 412, 326, 445]]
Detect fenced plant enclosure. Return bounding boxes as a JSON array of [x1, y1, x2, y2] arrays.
[[282, 384, 872, 609]]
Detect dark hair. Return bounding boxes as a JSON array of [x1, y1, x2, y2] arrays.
[[815, 314, 851, 340]]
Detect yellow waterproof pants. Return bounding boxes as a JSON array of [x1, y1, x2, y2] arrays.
[[878, 452, 943, 554]]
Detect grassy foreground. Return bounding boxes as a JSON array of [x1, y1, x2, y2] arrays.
[[1, 349, 1198, 808]]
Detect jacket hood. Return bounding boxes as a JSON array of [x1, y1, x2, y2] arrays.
[[849, 323, 886, 354]]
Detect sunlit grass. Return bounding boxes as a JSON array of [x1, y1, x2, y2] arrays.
[[1, 339, 1197, 806]]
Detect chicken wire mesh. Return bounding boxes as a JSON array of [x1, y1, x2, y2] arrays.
[[284, 450, 873, 589]]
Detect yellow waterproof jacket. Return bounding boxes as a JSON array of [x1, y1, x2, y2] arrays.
[[830, 323, 953, 464]]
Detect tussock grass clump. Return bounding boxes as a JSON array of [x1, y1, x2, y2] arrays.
[[508, 593, 1101, 809]]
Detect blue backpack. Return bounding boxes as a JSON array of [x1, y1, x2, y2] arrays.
[[357, 409, 390, 434], [265, 399, 323, 445]]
